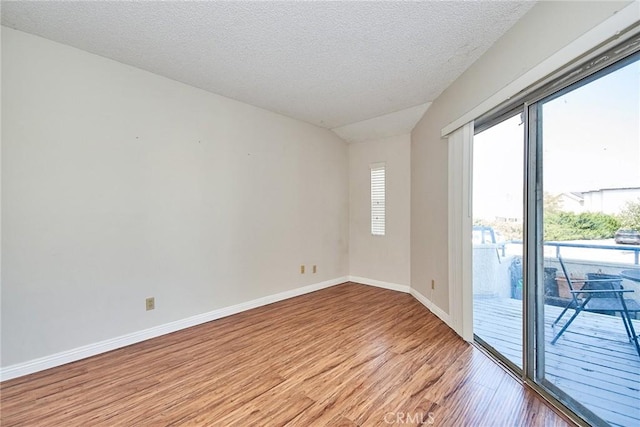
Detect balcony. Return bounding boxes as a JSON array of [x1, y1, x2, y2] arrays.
[[473, 242, 640, 427], [475, 298, 639, 427]]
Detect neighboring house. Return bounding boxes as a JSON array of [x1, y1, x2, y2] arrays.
[[559, 187, 640, 214], [581, 187, 640, 215], [557, 192, 585, 213]]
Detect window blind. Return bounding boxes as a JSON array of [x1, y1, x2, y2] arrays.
[[371, 163, 386, 236]]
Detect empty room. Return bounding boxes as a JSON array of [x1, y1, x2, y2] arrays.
[[2, 1, 639, 426]]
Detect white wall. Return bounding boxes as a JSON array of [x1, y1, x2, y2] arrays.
[[349, 135, 410, 287], [3, 1, 633, 373], [1, 27, 349, 367], [411, 1, 632, 313]]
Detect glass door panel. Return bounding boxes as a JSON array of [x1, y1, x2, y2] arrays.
[[473, 114, 524, 369], [536, 55, 640, 426]]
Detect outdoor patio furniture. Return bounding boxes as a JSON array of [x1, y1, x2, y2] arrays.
[[551, 256, 640, 358]]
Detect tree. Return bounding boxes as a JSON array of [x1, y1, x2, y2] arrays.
[[619, 198, 640, 231], [544, 211, 620, 241], [544, 192, 564, 215]]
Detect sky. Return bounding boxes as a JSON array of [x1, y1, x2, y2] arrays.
[[542, 58, 640, 193], [473, 56, 640, 221], [473, 114, 523, 221]]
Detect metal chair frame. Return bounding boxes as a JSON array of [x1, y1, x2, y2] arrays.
[[551, 256, 640, 358]]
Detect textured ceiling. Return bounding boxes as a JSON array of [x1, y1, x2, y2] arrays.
[[333, 102, 432, 143], [1, 1, 535, 132]]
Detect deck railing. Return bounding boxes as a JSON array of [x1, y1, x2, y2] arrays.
[[509, 240, 640, 264], [545, 241, 640, 265]]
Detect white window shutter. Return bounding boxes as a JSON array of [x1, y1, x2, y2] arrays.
[[371, 163, 386, 236]]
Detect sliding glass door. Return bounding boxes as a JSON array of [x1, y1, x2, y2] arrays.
[[531, 53, 640, 427], [472, 41, 640, 427], [473, 114, 524, 370]]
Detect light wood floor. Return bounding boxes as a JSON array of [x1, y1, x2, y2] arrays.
[[1, 283, 571, 426]]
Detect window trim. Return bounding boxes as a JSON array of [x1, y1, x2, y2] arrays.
[[443, 4, 640, 137], [476, 30, 640, 134]]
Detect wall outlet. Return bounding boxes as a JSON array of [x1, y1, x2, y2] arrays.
[[313, 265, 317, 273], [146, 297, 155, 311], [300, 265, 305, 274], [431, 279, 435, 290]]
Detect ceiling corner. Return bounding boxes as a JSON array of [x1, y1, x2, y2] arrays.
[[331, 103, 431, 144]]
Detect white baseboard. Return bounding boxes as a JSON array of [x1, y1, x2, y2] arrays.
[[409, 287, 452, 329], [0, 276, 348, 382], [348, 276, 410, 293], [1, 277, 459, 381]]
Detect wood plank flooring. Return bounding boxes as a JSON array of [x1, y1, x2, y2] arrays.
[[1, 283, 570, 426]]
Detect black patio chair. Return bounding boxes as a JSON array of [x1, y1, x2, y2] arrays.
[[551, 255, 640, 358]]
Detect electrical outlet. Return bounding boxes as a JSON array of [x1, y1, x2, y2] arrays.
[[300, 265, 305, 274], [431, 280, 435, 290], [313, 265, 317, 274], [146, 297, 155, 311]]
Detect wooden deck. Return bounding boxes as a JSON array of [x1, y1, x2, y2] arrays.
[[474, 297, 640, 427]]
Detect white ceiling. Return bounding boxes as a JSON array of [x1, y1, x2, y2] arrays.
[[1, 1, 535, 138]]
